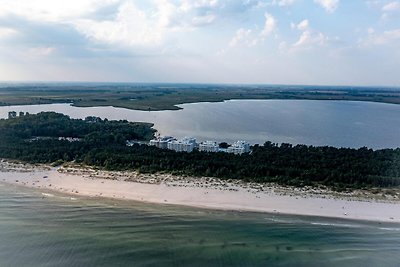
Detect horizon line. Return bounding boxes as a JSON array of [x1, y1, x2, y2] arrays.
[[0, 81, 399, 89]]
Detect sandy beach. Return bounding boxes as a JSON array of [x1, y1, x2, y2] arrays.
[[1, 160, 400, 223]]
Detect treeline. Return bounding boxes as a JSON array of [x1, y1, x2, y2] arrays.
[[0, 112, 155, 161], [1, 112, 399, 190], [80, 143, 400, 189]]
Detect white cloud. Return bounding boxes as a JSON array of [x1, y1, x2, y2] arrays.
[[28, 46, 56, 57], [278, 41, 288, 52], [70, 0, 220, 48], [252, 0, 295, 8], [367, 27, 375, 35], [0, 0, 220, 49], [191, 0, 219, 8], [0, 27, 18, 39], [260, 12, 277, 37], [191, 14, 216, 26], [179, 0, 219, 12], [314, 0, 339, 13], [294, 31, 326, 47], [291, 19, 330, 50], [229, 28, 257, 47], [229, 12, 276, 48], [382, 1, 400, 11], [366, 28, 400, 45], [296, 19, 309, 31], [155, 0, 177, 28], [0, 0, 119, 22], [74, 2, 165, 47], [271, 0, 296, 6]]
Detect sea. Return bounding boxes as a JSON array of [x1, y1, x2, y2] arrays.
[[1, 183, 400, 267]]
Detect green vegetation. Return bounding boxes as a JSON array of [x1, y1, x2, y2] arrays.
[[0, 84, 399, 111], [0, 112, 155, 162], [1, 112, 399, 190]]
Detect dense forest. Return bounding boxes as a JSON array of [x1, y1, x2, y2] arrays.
[[1, 112, 400, 190]]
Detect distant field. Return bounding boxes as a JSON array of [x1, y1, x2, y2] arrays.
[[1, 84, 400, 111]]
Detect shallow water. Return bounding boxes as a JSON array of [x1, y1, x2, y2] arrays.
[[1, 100, 399, 148], [1, 183, 400, 267]]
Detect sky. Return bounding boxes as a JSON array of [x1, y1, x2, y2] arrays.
[[0, 0, 399, 86]]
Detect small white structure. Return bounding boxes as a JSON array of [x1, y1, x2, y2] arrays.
[[199, 141, 219, 153], [8, 111, 17, 119], [149, 136, 175, 149], [58, 137, 81, 142], [167, 137, 197, 152], [227, 141, 250, 155]]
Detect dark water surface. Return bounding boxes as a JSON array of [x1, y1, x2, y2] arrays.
[[1, 100, 399, 148], [1, 183, 400, 267]]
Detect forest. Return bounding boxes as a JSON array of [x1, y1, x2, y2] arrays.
[[1, 112, 399, 190]]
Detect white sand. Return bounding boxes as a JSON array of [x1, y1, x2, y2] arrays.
[[1, 161, 400, 223]]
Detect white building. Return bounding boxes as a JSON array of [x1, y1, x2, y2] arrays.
[[227, 141, 250, 155], [58, 137, 81, 142], [167, 137, 197, 152], [199, 141, 219, 153], [8, 111, 17, 119], [149, 136, 175, 149]]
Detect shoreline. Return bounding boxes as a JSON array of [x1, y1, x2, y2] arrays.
[[1, 160, 400, 223]]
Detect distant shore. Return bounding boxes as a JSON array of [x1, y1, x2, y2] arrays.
[[1, 160, 400, 223], [1, 85, 400, 111]]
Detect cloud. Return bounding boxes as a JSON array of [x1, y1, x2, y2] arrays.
[[0, 0, 119, 22], [0, 0, 222, 50], [229, 28, 256, 47], [73, 2, 164, 47], [191, 14, 216, 26], [295, 19, 309, 31], [229, 12, 277, 48], [180, 0, 219, 11], [28, 46, 56, 57], [260, 12, 277, 37], [271, 0, 296, 6], [314, 0, 339, 13], [290, 19, 334, 50], [365, 28, 400, 45], [293, 31, 326, 47], [72, 0, 219, 48], [0, 27, 18, 39], [382, 1, 400, 11]]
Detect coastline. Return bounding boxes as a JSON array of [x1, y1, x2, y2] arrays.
[[1, 160, 400, 223]]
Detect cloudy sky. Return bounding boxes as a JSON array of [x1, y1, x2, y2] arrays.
[[0, 0, 399, 86]]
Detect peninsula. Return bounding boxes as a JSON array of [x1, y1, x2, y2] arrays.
[[1, 112, 399, 190], [1, 112, 400, 222], [1, 84, 400, 111]]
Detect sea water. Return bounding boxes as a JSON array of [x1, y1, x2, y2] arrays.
[[1, 182, 400, 267]]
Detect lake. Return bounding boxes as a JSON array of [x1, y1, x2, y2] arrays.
[[1, 182, 400, 267], [0, 100, 400, 148]]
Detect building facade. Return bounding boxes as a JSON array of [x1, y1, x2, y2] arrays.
[[167, 137, 197, 152], [226, 141, 251, 155], [199, 141, 219, 152], [149, 136, 176, 149]]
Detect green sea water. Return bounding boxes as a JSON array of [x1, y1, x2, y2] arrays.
[[1, 182, 400, 267]]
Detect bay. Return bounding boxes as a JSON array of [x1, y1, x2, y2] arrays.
[[0, 100, 400, 148]]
